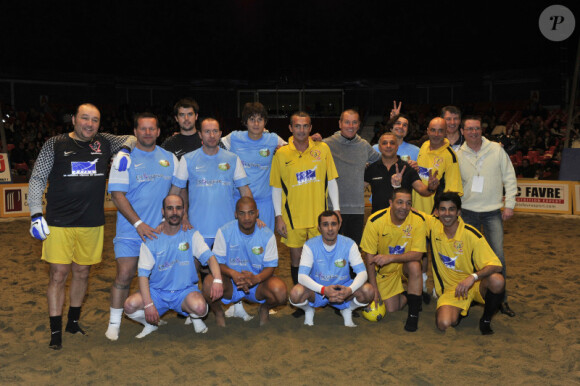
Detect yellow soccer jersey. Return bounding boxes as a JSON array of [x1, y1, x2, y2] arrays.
[[426, 215, 502, 296], [412, 139, 463, 213], [270, 137, 338, 230], [360, 208, 427, 275]]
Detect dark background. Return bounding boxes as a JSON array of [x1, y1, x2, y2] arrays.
[[1, 1, 579, 83]]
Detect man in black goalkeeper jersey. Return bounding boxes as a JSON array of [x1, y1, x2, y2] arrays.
[[28, 103, 136, 350], [161, 98, 202, 159]]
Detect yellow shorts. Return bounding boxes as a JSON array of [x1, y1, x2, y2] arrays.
[[376, 263, 405, 301], [41, 226, 104, 265], [282, 227, 320, 248], [436, 282, 484, 316]]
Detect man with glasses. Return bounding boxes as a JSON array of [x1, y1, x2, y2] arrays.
[[456, 116, 517, 317]]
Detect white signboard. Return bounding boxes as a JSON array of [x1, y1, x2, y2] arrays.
[[514, 179, 572, 214], [0, 153, 12, 184]]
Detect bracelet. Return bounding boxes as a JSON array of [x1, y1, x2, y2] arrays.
[[392, 184, 402, 189], [144, 302, 154, 309], [471, 273, 479, 281], [213, 278, 223, 284], [321, 286, 325, 296], [133, 220, 143, 228]]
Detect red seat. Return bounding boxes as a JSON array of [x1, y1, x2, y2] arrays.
[[14, 162, 29, 171], [527, 151, 539, 164]]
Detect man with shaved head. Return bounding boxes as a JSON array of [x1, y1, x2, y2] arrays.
[[412, 117, 463, 214], [205, 197, 287, 326]]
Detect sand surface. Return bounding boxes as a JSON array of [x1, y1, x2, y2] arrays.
[[1, 211, 579, 385]]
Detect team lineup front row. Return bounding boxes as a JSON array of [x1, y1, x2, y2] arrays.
[[27, 101, 513, 350], [105, 191, 506, 340]]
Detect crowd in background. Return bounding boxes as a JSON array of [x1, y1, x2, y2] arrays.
[[2, 100, 580, 182]]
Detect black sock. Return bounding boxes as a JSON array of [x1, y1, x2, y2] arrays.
[[65, 307, 86, 335], [67, 307, 81, 324], [291, 266, 299, 285], [407, 294, 421, 317], [482, 291, 504, 321], [404, 294, 421, 332], [49, 316, 62, 349]]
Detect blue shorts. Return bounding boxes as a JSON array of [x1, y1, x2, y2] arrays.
[[309, 279, 354, 310], [221, 280, 265, 305], [113, 237, 142, 259], [150, 286, 199, 316]]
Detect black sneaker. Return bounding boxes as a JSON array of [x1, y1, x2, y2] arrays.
[[499, 302, 515, 317], [404, 314, 419, 332], [49, 331, 62, 350], [65, 321, 87, 336], [479, 319, 494, 335]]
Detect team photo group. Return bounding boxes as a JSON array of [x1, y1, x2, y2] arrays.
[[28, 98, 517, 350]]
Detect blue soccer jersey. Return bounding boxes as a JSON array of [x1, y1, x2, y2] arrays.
[[222, 131, 284, 230], [299, 235, 366, 287], [108, 146, 178, 239], [212, 219, 278, 275], [173, 148, 250, 239], [138, 228, 212, 291]]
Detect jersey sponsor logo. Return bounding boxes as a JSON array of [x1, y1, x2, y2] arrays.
[[251, 246, 264, 255], [314, 271, 340, 282], [159, 160, 170, 167], [196, 178, 232, 187], [89, 141, 102, 154], [229, 256, 248, 266], [453, 241, 463, 253], [218, 162, 231, 171], [259, 148, 270, 157], [136, 172, 171, 182], [71, 159, 98, 176], [178, 242, 190, 251], [64, 150, 76, 156], [296, 167, 317, 185], [158, 259, 188, 271], [310, 149, 321, 160], [418, 166, 430, 179], [438, 252, 459, 270], [242, 160, 268, 170], [389, 242, 407, 255], [334, 258, 347, 268]]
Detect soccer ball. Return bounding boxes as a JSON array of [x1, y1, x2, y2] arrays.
[[362, 301, 386, 322]]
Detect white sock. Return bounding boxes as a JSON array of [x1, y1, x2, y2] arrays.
[[105, 307, 123, 341], [341, 298, 368, 328], [234, 302, 254, 321], [340, 308, 356, 327], [126, 310, 157, 339], [189, 305, 209, 334], [422, 273, 428, 292], [290, 299, 314, 326]]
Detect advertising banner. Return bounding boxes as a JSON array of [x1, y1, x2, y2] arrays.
[[1, 183, 116, 218], [514, 179, 572, 214]]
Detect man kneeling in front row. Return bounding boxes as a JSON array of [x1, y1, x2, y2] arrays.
[[429, 192, 505, 335], [123, 195, 224, 337], [289, 210, 374, 327], [204, 197, 287, 326]]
